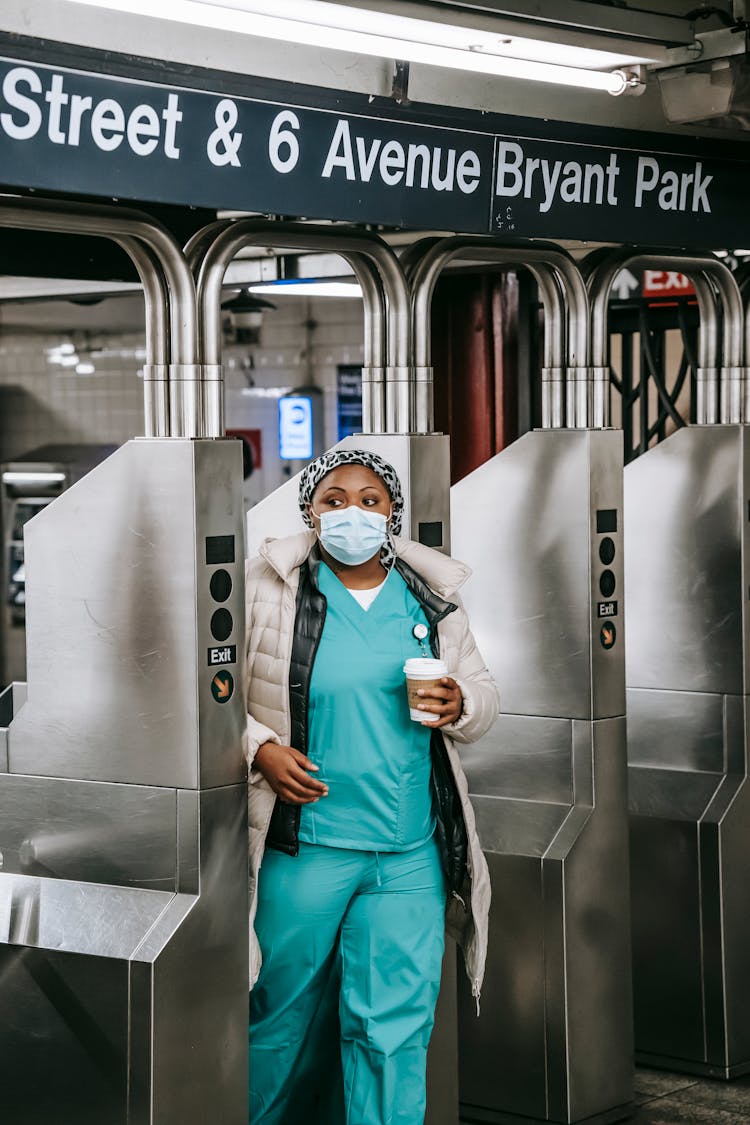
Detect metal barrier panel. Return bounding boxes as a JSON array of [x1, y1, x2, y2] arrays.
[[0, 439, 248, 1123], [245, 432, 457, 1125], [625, 424, 750, 1078], [452, 429, 633, 1125]]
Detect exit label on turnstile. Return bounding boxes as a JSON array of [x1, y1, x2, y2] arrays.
[[600, 622, 617, 650], [597, 601, 618, 619], [210, 670, 234, 703]]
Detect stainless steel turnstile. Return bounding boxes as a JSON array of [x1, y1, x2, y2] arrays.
[[1, 442, 117, 685], [588, 250, 750, 1078], [0, 199, 249, 1123], [187, 216, 459, 1125], [415, 238, 634, 1124]]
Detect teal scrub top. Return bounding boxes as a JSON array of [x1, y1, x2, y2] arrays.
[[298, 562, 435, 852]]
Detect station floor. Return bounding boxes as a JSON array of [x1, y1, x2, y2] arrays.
[[629, 1067, 750, 1123], [458, 1069, 750, 1124]]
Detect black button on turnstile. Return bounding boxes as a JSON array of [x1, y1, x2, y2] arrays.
[[210, 608, 233, 642], [418, 522, 443, 548], [596, 509, 617, 534], [206, 535, 235, 565], [599, 570, 616, 597], [210, 569, 232, 602], [599, 537, 616, 565]]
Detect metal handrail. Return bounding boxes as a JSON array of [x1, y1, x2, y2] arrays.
[[0, 195, 199, 437], [186, 219, 410, 436], [586, 249, 743, 425], [409, 237, 589, 430]]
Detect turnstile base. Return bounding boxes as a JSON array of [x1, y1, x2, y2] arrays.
[[635, 1051, 750, 1081], [460, 1102, 635, 1125]]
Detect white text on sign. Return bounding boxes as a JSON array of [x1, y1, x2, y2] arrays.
[[496, 142, 714, 215]]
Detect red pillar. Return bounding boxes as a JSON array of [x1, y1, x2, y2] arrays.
[[431, 271, 521, 484]]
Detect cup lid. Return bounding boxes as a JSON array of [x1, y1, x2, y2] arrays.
[[403, 657, 448, 676]]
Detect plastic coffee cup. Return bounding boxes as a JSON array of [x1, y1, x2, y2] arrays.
[[403, 657, 448, 723]]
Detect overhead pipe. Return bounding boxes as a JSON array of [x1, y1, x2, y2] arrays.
[[0, 195, 199, 437], [409, 237, 589, 431], [586, 250, 743, 426], [186, 219, 409, 437]]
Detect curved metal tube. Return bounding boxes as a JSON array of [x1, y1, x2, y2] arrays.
[[0, 195, 198, 436], [399, 237, 442, 283], [120, 237, 171, 437], [410, 237, 586, 430], [587, 250, 743, 424], [733, 264, 750, 414], [188, 218, 408, 435], [735, 261, 750, 300], [349, 253, 387, 433]]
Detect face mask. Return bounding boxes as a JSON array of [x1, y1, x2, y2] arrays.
[[313, 506, 388, 566]]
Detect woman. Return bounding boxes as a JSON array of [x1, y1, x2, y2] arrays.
[[245, 448, 499, 1125]]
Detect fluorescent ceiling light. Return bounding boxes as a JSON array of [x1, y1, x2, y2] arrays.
[[2, 472, 66, 484], [71, 0, 648, 93], [249, 280, 363, 298], [0, 278, 141, 301]]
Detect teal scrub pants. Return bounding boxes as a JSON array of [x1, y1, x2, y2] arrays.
[[249, 836, 446, 1125]]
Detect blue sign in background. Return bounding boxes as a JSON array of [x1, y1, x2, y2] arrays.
[[279, 396, 313, 461]]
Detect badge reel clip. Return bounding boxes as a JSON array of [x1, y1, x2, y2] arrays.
[[412, 622, 430, 657]]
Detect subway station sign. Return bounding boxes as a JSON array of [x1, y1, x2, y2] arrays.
[[0, 51, 748, 245]]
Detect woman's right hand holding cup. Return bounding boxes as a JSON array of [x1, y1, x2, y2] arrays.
[[254, 741, 329, 805]]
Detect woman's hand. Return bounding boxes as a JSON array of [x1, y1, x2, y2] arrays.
[[416, 677, 463, 728], [254, 742, 329, 805]]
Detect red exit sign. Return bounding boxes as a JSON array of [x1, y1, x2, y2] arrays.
[[642, 270, 695, 299]]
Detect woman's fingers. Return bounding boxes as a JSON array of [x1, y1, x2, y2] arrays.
[[291, 748, 320, 772], [288, 761, 329, 794], [278, 765, 328, 803], [416, 677, 462, 725], [255, 743, 330, 803], [416, 677, 458, 702], [278, 782, 323, 804]]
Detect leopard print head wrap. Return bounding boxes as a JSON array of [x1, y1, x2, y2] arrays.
[[298, 448, 404, 566]]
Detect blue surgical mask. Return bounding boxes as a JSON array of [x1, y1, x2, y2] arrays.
[[313, 506, 388, 566]]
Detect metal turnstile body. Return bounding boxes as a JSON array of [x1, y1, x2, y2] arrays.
[[452, 429, 633, 1125], [0, 442, 117, 684], [626, 423, 750, 1078], [0, 439, 248, 1124], [245, 432, 458, 1125]]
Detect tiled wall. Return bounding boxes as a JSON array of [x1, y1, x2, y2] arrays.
[[0, 296, 365, 500], [0, 336, 144, 462]]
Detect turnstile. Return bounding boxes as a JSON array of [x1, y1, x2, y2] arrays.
[[625, 424, 750, 1077], [1, 442, 117, 684], [187, 216, 460, 1125], [0, 198, 249, 1123], [0, 439, 249, 1124], [416, 238, 634, 1125], [587, 249, 750, 1079], [452, 430, 632, 1125]]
